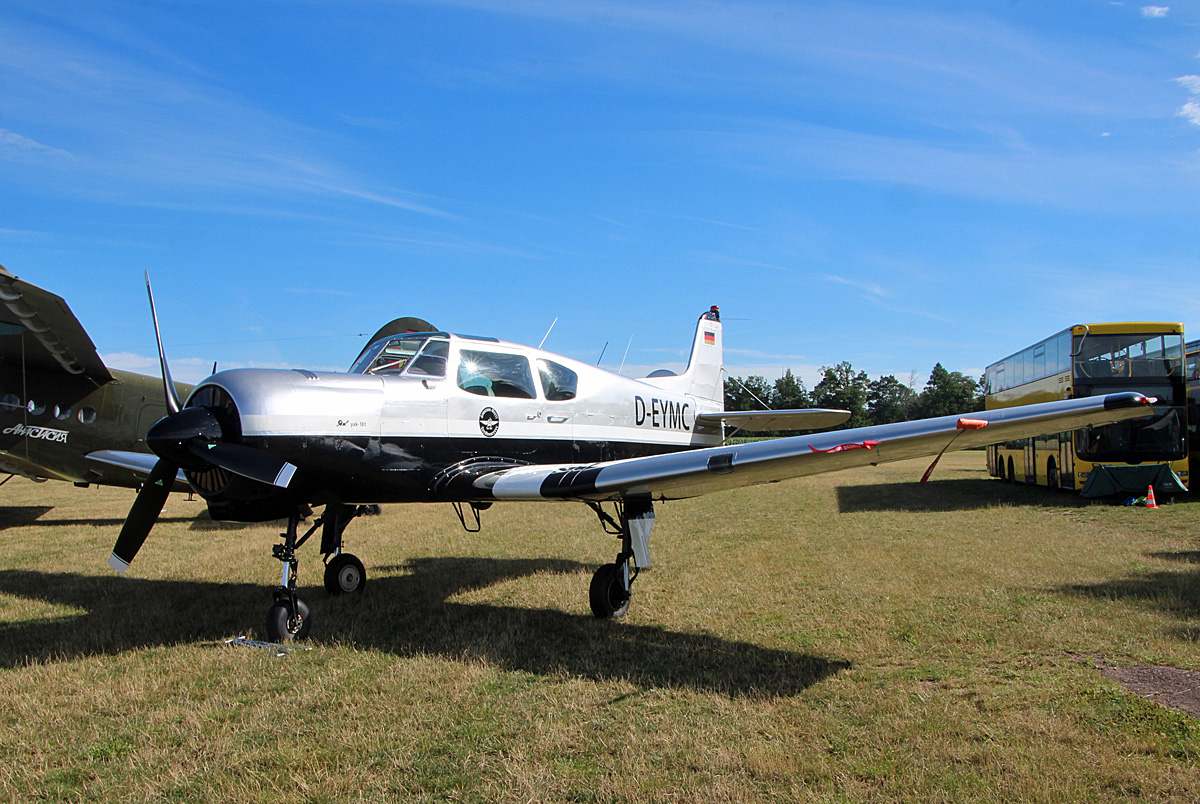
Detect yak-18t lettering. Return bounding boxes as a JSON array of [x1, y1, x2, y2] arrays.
[[90, 278, 1156, 641]]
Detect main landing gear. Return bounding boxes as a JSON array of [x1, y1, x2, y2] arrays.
[[586, 497, 655, 619], [264, 502, 372, 642]]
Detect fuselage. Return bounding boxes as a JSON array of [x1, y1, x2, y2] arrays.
[[0, 365, 191, 488], [188, 332, 724, 508]]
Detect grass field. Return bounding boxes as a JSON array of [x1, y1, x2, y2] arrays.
[[2, 452, 1199, 802]]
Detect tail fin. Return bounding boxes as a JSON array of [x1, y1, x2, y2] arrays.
[[642, 306, 723, 403]]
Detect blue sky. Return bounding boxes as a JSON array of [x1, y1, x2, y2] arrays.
[[2, 1, 1198, 391]]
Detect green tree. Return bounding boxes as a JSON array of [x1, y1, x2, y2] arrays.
[[916, 363, 980, 418], [867, 374, 917, 425], [771, 368, 810, 410], [812, 361, 870, 429], [724, 374, 773, 411]]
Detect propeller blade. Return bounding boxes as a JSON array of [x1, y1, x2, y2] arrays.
[[187, 440, 297, 488], [109, 458, 178, 573], [144, 271, 182, 415]]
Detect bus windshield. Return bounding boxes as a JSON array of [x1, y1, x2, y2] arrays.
[[1076, 404, 1186, 463], [1073, 332, 1183, 380]]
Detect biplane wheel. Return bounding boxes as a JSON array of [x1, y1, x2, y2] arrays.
[[589, 563, 631, 619], [324, 553, 366, 595], [266, 598, 311, 642]]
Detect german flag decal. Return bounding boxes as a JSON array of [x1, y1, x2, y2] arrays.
[[704, 331, 715, 345]]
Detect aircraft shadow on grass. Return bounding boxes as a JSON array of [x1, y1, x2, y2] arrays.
[[0, 507, 261, 532], [1056, 556, 1200, 642], [836, 477, 1090, 514], [0, 505, 55, 530], [0, 558, 849, 698]]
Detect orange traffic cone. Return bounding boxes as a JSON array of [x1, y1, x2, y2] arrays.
[[1146, 485, 1158, 509]]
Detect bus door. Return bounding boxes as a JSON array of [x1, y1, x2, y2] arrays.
[[1058, 433, 1074, 489], [1024, 438, 1036, 483]]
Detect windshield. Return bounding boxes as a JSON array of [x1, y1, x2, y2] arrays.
[[1074, 382, 1186, 462], [350, 334, 446, 376], [1074, 332, 1183, 380]]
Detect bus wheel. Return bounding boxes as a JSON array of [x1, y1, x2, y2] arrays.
[[996, 458, 1006, 481], [1047, 460, 1059, 490], [1006, 457, 1016, 484]]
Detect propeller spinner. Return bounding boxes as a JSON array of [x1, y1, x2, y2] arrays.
[[109, 276, 298, 574]]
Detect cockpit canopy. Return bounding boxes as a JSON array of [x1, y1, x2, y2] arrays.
[[349, 333, 579, 401], [350, 334, 449, 378]]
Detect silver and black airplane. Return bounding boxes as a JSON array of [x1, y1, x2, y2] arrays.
[[87, 277, 1156, 642]]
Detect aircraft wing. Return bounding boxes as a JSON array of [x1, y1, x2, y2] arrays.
[[0, 266, 112, 381], [481, 393, 1155, 502], [86, 450, 192, 488], [695, 408, 851, 433]]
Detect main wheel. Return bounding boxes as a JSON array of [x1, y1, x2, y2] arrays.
[[324, 553, 366, 595], [266, 598, 311, 642], [589, 563, 631, 619]]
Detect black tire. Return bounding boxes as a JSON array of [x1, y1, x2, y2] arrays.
[[266, 598, 311, 642], [1047, 460, 1059, 490], [324, 553, 366, 595], [1006, 457, 1016, 484], [589, 563, 630, 619], [996, 456, 1006, 481]]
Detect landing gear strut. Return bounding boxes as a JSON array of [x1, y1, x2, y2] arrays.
[[266, 509, 314, 642], [263, 502, 372, 641], [587, 497, 654, 619]]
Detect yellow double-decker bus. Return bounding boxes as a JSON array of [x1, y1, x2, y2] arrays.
[[1185, 339, 1200, 482], [984, 323, 1188, 497]]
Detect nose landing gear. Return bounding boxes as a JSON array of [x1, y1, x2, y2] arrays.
[[263, 502, 371, 642]]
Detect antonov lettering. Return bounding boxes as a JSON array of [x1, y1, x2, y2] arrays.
[[2, 424, 68, 443], [633, 396, 691, 431]]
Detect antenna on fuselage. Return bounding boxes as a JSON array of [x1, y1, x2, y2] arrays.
[[618, 334, 634, 376], [538, 317, 558, 349], [596, 342, 608, 366]]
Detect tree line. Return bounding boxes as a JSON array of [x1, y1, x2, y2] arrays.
[[724, 362, 985, 432]]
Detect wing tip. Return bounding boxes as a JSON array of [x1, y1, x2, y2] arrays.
[[1104, 392, 1154, 410]]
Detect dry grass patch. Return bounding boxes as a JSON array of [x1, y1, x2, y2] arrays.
[[1, 453, 1199, 801]]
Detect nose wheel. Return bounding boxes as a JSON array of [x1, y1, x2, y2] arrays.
[[266, 596, 311, 641]]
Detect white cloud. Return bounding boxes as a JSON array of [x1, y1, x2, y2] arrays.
[[1180, 100, 1200, 127], [824, 274, 888, 298], [1141, 6, 1170, 18], [0, 128, 72, 161], [101, 351, 344, 384], [1176, 75, 1200, 94]]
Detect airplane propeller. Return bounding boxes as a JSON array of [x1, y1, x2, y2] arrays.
[[109, 275, 297, 574]]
